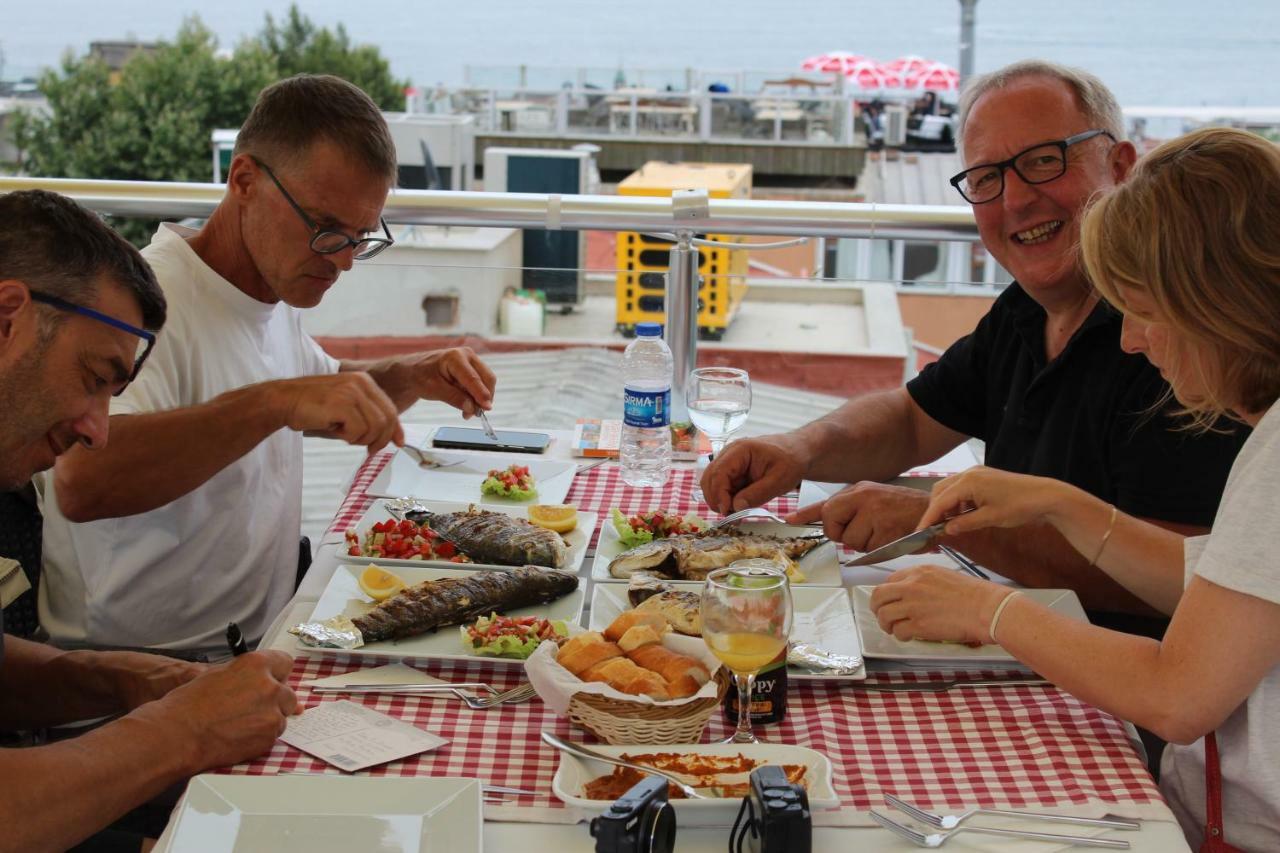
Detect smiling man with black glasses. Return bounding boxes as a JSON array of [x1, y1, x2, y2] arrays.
[[703, 60, 1248, 644], [41, 74, 498, 659]]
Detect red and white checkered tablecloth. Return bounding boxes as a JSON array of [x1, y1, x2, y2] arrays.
[[302, 452, 1166, 826], [231, 656, 1163, 826]]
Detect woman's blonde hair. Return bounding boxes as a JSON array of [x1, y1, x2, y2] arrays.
[[1081, 127, 1280, 426]]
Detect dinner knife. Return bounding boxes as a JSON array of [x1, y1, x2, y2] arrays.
[[843, 507, 977, 567]]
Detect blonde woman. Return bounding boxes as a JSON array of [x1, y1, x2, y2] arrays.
[[869, 126, 1280, 852]]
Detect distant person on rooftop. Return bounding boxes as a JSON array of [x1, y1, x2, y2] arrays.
[[701, 59, 1248, 635], [870, 126, 1280, 852], [40, 74, 497, 658], [0, 190, 295, 852]]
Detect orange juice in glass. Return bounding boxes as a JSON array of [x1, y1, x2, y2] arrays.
[[701, 559, 793, 744]]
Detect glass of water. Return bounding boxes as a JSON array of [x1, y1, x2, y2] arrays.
[[687, 367, 751, 502]]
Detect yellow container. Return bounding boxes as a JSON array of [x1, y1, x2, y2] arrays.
[[615, 162, 752, 340]]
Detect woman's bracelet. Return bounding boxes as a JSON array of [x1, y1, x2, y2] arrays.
[[988, 589, 1023, 645], [1090, 504, 1119, 566]]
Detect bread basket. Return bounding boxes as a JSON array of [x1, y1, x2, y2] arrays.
[[566, 669, 730, 745]]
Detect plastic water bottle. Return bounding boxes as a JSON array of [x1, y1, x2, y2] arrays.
[[621, 322, 673, 488]]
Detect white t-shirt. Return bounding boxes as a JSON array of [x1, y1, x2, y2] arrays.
[[39, 223, 339, 655], [1160, 402, 1280, 852]]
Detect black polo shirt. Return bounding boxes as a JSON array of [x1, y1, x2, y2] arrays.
[[907, 283, 1248, 528]]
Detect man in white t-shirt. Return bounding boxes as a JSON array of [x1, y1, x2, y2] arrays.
[[40, 75, 497, 657]]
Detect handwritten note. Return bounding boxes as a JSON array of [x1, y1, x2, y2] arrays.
[[280, 700, 447, 772]]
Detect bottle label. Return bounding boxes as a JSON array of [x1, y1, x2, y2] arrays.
[[623, 386, 671, 429]]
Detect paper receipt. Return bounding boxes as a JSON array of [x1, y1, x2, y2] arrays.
[[280, 700, 448, 772]]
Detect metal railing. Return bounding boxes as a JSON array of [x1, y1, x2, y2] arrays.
[[0, 175, 981, 411]]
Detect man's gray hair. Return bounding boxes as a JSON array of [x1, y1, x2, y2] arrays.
[[956, 60, 1126, 157]]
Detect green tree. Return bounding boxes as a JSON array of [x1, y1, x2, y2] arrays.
[[10, 8, 408, 244], [257, 6, 409, 110]]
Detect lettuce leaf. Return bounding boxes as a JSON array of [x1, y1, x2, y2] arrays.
[[481, 476, 537, 501]]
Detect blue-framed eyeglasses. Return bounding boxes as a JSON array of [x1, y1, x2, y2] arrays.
[[250, 156, 394, 260], [29, 291, 155, 396]]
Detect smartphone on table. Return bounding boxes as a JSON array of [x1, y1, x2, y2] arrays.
[[432, 426, 551, 454]]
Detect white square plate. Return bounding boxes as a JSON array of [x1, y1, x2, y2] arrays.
[[590, 519, 840, 586], [589, 582, 864, 681], [552, 742, 838, 826], [301, 565, 585, 664], [367, 449, 576, 505], [337, 499, 597, 574], [851, 585, 1089, 664], [160, 775, 482, 853]]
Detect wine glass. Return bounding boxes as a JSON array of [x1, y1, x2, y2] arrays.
[[700, 559, 793, 744], [686, 367, 751, 504]]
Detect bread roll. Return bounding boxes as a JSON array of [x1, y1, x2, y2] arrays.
[[616, 624, 665, 653], [626, 644, 711, 688], [581, 656, 671, 700], [603, 610, 669, 643], [665, 673, 705, 699], [557, 631, 622, 676]]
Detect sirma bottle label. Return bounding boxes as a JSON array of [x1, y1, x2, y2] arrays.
[[623, 387, 671, 429]]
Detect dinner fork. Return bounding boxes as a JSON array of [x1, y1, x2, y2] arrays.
[[870, 808, 1131, 849], [457, 682, 537, 709], [884, 793, 1141, 832], [711, 507, 822, 528], [937, 544, 991, 580], [400, 444, 466, 470]]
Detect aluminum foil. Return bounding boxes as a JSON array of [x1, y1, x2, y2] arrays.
[[289, 616, 365, 649], [787, 642, 863, 676]]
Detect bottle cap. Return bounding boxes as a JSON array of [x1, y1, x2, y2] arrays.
[[635, 322, 663, 337]]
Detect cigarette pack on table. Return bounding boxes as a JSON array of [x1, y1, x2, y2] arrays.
[[572, 418, 710, 461]]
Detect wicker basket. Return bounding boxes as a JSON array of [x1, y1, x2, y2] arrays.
[[566, 670, 731, 745]]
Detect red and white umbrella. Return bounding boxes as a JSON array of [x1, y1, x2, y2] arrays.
[[883, 54, 933, 78], [907, 62, 961, 92], [845, 59, 903, 91], [800, 51, 869, 76]]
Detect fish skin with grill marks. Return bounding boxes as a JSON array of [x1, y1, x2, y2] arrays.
[[406, 506, 569, 568], [352, 566, 578, 643], [608, 528, 825, 581]]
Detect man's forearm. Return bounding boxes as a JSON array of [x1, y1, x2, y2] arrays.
[[0, 714, 194, 853], [796, 389, 963, 484], [54, 384, 286, 521], [0, 639, 131, 728]]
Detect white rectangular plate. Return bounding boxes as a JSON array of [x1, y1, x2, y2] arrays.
[[337, 499, 596, 574], [301, 565, 585, 665], [367, 448, 576, 505], [161, 775, 481, 853], [552, 742, 838, 826], [851, 585, 1089, 664], [590, 582, 865, 681], [590, 518, 840, 586]]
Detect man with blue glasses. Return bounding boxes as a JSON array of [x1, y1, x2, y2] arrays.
[[703, 60, 1248, 637], [41, 74, 498, 658], [0, 190, 297, 850]]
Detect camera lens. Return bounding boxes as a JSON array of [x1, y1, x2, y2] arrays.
[[643, 800, 676, 853]]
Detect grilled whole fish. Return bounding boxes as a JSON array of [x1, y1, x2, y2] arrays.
[[608, 528, 825, 582], [635, 591, 702, 636], [354, 566, 578, 642], [406, 506, 569, 569]]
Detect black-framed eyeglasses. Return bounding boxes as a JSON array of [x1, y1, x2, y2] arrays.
[[29, 291, 155, 396], [949, 129, 1117, 204], [250, 156, 394, 260]]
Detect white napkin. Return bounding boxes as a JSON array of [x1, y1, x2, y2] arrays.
[[301, 662, 477, 697]]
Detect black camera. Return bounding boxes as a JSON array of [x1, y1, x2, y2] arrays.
[[589, 775, 676, 853], [731, 765, 812, 853]]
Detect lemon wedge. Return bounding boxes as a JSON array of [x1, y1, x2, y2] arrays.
[[528, 504, 578, 533], [358, 565, 406, 601]]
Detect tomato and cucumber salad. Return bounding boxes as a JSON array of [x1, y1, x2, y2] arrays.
[[610, 508, 707, 548], [461, 612, 568, 659], [345, 518, 471, 562], [481, 464, 537, 500]]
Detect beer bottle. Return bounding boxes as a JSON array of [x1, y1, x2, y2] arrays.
[[722, 647, 788, 725]]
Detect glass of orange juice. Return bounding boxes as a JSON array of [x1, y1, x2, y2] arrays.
[[701, 559, 793, 744]]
